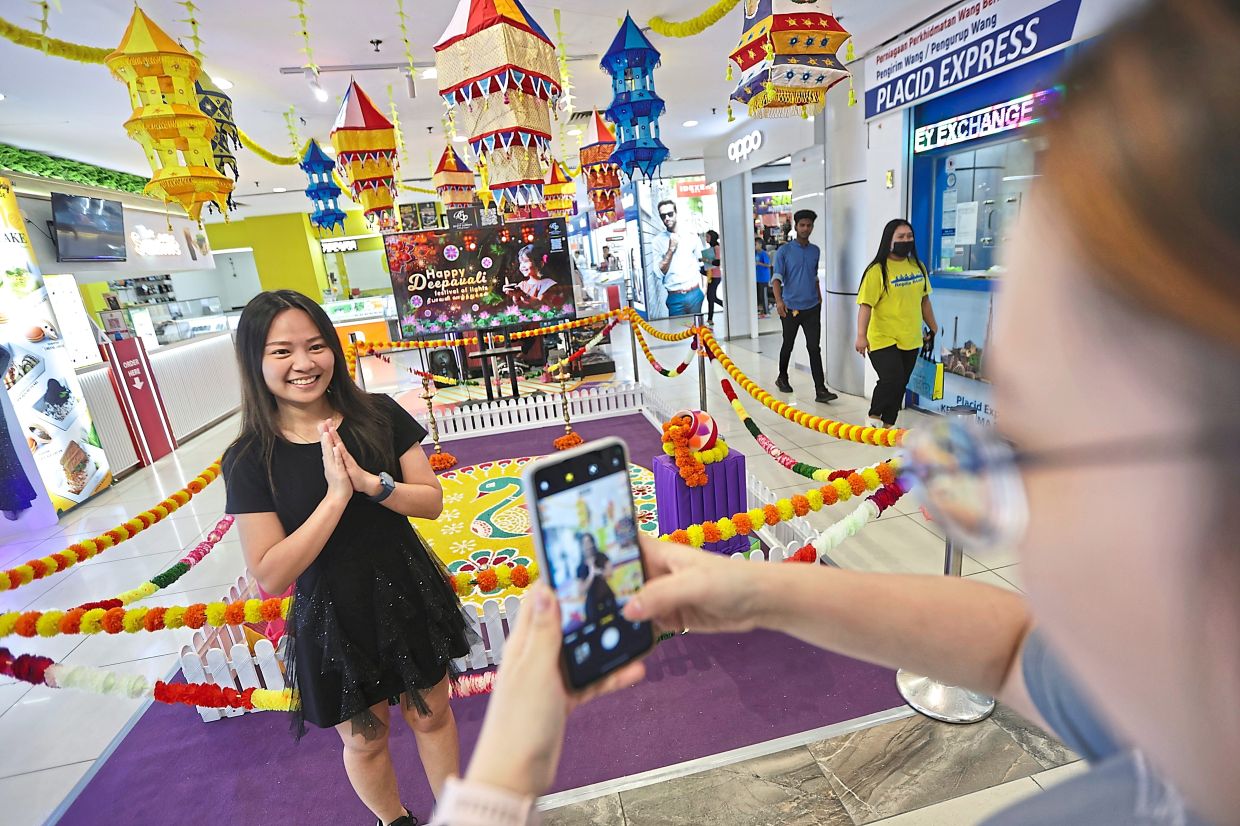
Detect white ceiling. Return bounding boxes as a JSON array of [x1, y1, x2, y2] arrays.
[[0, 0, 941, 219]]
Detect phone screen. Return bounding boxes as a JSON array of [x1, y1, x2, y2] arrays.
[[531, 441, 652, 689]]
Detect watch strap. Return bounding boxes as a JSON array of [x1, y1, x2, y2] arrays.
[[369, 471, 396, 502]]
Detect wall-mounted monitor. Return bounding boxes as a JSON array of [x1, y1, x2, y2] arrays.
[[50, 192, 126, 262]]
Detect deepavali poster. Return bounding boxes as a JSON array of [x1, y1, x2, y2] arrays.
[[384, 218, 576, 337]]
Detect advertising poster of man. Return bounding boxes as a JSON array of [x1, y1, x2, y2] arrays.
[[385, 217, 577, 336], [636, 178, 719, 320]]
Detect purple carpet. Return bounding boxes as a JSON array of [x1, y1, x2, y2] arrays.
[[57, 631, 901, 824], [438, 411, 664, 469], [57, 413, 903, 822]]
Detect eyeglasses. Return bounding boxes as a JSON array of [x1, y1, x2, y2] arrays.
[[659, 211, 675, 219], [899, 416, 1206, 550]]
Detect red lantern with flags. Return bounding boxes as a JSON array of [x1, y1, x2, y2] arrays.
[[330, 79, 400, 230], [432, 146, 477, 208], [579, 110, 620, 220], [434, 0, 561, 210]]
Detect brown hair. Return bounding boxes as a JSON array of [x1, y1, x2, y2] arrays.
[[226, 290, 392, 492], [1041, 0, 1240, 351]]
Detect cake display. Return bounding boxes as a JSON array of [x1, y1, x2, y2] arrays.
[[35, 378, 75, 423], [3, 352, 40, 390]]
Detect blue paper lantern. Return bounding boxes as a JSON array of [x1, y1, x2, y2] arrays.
[[300, 139, 347, 234], [601, 13, 669, 179]]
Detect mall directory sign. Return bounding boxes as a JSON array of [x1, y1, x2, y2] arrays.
[[0, 177, 113, 516], [384, 218, 576, 337]]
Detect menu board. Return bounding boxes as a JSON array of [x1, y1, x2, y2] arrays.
[[0, 177, 113, 515], [384, 218, 576, 336]]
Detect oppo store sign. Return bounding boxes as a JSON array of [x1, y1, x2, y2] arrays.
[[727, 130, 764, 164]]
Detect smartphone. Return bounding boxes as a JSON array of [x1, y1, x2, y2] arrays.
[[522, 437, 653, 690]]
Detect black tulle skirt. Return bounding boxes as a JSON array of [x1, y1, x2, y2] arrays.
[[284, 524, 474, 740]]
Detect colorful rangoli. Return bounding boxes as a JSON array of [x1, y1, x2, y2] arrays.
[[412, 457, 658, 609]]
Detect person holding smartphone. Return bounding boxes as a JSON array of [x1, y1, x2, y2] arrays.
[[223, 290, 472, 826], [425, 2, 1240, 822]]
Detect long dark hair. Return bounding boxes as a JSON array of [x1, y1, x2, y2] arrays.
[[864, 219, 927, 294], [226, 290, 391, 487], [705, 229, 720, 246]]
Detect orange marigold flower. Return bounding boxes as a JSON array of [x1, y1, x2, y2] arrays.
[[732, 513, 753, 534], [475, 569, 500, 592], [225, 602, 247, 625], [849, 474, 867, 495], [876, 463, 896, 486], [14, 613, 39, 637], [511, 565, 531, 588], [260, 599, 283, 622], [669, 530, 691, 544], [791, 495, 810, 517], [821, 485, 839, 505], [50, 553, 70, 570], [184, 604, 207, 628], [187, 480, 204, 494], [60, 608, 85, 634], [763, 504, 780, 526], [102, 607, 127, 634], [702, 523, 722, 543], [28, 559, 47, 579], [136, 512, 154, 529], [144, 607, 167, 632]]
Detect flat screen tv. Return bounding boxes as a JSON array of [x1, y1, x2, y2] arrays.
[[50, 192, 126, 262]]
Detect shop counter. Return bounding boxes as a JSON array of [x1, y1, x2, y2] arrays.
[[76, 331, 240, 476], [908, 275, 998, 424]]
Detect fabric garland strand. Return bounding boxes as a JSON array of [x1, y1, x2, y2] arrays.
[[0, 462, 223, 593], [104, 516, 236, 608], [633, 325, 697, 377], [699, 328, 908, 447], [544, 317, 621, 377], [647, 0, 743, 38], [721, 379, 866, 481]]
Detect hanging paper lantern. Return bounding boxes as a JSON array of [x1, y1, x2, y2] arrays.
[[729, 0, 851, 119], [194, 73, 240, 181], [579, 109, 620, 219], [434, 0, 561, 209], [432, 145, 476, 208], [330, 79, 400, 230], [299, 139, 346, 234], [601, 13, 669, 180], [543, 160, 575, 217], [104, 7, 233, 222]]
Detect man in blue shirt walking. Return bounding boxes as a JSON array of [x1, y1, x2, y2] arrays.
[[772, 209, 836, 402]]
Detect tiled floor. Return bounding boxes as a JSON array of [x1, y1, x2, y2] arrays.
[[0, 324, 1054, 825]]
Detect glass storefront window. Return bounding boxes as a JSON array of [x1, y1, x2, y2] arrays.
[[930, 135, 1048, 274]]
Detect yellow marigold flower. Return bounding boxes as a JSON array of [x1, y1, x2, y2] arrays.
[[164, 605, 187, 629], [36, 611, 64, 637], [80, 608, 107, 634], [205, 603, 227, 627]]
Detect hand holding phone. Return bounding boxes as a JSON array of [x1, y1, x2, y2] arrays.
[[523, 438, 654, 690]]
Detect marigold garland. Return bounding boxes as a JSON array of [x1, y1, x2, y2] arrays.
[[782, 481, 908, 564], [0, 463, 221, 593], [626, 309, 699, 342], [107, 516, 235, 607], [509, 308, 625, 340], [698, 328, 908, 447], [0, 597, 293, 640], [544, 317, 621, 377], [451, 562, 539, 597], [658, 458, 903, 547]]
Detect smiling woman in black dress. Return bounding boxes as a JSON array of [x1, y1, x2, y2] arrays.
[[222, 290, 471, 826]]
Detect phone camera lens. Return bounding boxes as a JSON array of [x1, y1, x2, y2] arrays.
[[612, 456, 621, 467], [588, 464, 598, 475], [539, 481, 549, 491]]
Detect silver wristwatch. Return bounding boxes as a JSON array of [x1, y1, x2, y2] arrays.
[[369, 471, 396, 503]]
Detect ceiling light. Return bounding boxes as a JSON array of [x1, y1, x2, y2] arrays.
[[272, 187, 288, 193], [210, 74, 234, 90], [452, 134, 467, 143], [0, 93, 6, 101], [682, 119, 698, 127], [567, 127, 582, 136], [420, 67, 438, 80], [324, 145, 337, 155], [305, 68, 329, 102]]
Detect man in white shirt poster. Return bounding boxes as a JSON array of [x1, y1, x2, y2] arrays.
[[650, 200, 704, 317]]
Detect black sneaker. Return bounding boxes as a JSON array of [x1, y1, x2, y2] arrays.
[[380, 808, 419, 826], [815, 388, 838, 403], [775, 376, 793, 393]]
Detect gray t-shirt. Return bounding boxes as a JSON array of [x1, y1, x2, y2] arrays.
[[981, 631, 1210, 825]]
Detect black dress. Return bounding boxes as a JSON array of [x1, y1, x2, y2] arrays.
[[222, 394, 472, 739]]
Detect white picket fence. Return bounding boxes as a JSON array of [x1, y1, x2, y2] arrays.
[[434, 382, 646, 442]]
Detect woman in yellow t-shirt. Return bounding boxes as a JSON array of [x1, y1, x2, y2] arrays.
[[855, 219, 938, 428]]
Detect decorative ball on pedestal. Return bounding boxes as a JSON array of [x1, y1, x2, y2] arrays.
[[671, 409, 718, 451]]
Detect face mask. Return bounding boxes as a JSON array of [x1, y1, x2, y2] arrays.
[[891, 241, 915, 257]]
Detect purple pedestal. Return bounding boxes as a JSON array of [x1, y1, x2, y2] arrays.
[[654, 450, 749, 555]]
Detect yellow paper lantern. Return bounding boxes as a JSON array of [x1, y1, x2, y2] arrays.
[[104, 7, 233, 221]]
